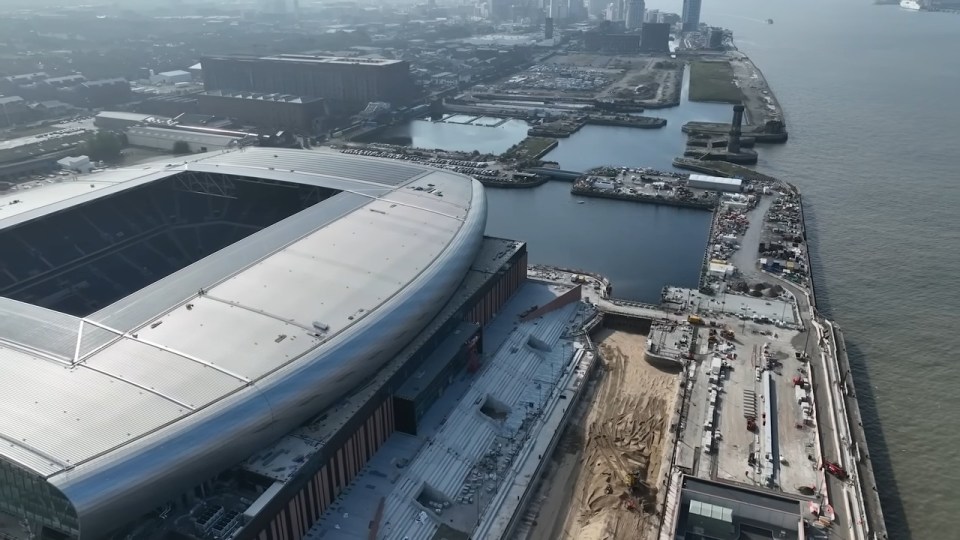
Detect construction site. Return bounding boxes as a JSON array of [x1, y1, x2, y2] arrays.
[[464, 54, 683, 108], [521, 322, 681, 540]]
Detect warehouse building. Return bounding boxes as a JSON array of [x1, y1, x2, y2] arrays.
[[94, 111, 170, 131], [687, 173, 743, 193], [201, 54, 417, 115], [198, 91, 327, 134]]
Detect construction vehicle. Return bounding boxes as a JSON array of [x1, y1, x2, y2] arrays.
[[597, 433, 652, 494], [824, 461, 849, 481]]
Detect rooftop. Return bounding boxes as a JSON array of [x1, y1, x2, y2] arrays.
[[241, 238, 526, 486], [0, 148, 477, 480], [126, 125, 252, 146], [95, 111, 163, 123], [202, 90, 323, 104], [206, 53, 403, 66], [678, 477, 804, 540], [689, 173, 743, 187]]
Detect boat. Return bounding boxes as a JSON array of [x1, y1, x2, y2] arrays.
[[899, 0, 921, 10], [577, 200, 586, 204], [766, 18, 774, 24]]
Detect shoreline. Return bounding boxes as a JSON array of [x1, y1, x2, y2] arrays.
[[333, 44, 886, 538]]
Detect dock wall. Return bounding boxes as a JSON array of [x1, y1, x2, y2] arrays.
[[571, 185, 716, 210], [796, 187, 888, 539], [602, 312, 653, 333], [478, 176, 549, 189], [829, 322, 887, 539]]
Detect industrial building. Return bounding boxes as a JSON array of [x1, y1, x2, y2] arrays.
[[150, 70, 192, 85], [682, 0, 702, 32], [640, 22, 671, 53], [132, 94, 201, 117], [94, 111, 169, 131], [583, 32, 641, 54], [68, 78, 132, 108], [0, 149, 536, 540], [674, 477, 805, 540], [687, 173, 743, 193], [197, 91, 327, 134], [201, 54, 417, 115], [125, 125, 256, 152]]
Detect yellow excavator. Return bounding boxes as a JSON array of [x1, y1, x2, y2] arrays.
[[596, 433, 651, 493]]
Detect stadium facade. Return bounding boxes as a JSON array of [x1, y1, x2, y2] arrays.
[[0, 149, 527, 540]]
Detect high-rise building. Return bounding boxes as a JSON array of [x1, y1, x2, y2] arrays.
[[625, 0, 644, 30], [681, 0, 702, 32], [640, 22, 670, 52], [548, 0, 562, 19], [588, 0, 607, 18], [615, 0, 627, 20], [490, 0, 513, 20]]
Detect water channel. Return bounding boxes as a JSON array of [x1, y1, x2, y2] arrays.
[[375, 66, 730, 300], [369, 116, 530, 155], [543, 68, 736, 171]]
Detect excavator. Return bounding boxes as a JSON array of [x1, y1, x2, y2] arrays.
[[595, 433, 655, 501]]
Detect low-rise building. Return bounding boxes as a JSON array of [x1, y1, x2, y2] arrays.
[[0, 95, 30, 126], [57, 155, 92, 173], [125, 125, 256, 153], [687, 173, 743, 193], [94, 111, 168, 131], [150, 70, 192, 85]]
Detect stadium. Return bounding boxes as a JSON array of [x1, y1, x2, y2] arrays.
[[0, 149, 530, 540]]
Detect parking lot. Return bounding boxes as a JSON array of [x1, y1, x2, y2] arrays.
[[677, 309, 818, 498]]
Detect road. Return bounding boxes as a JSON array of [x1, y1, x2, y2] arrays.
[[727, 198, 865, 539]]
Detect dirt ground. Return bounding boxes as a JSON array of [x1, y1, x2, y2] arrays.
[[527, 329, 680, 540], [531, 54, 681, 104]]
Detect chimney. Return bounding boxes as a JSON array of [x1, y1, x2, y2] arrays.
[[728, 104, 744, 154]]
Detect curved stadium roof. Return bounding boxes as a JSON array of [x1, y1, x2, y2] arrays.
[[0, 148, 486, 538]]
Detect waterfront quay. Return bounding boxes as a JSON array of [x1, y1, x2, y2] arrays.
[[521, 168, 885, 540], [570, 166, 727, 210], [683, 51, 788, 143], [335, 144, 551, 188]]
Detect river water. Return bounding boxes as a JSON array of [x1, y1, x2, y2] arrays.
[[371, 117, 529, 154], [663, 2, 958, 537], [542, 67, 734, 170]]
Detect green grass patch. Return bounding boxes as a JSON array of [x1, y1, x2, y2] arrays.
[[500, 136, 558, 161], [688, 61, 742, 103]]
